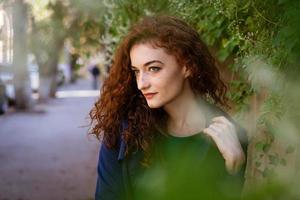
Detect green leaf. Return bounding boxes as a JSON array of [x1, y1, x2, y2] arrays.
[[255, 142, 264, 151], [278, 0, 288, 5], [255, 161, 262, 167], [268, 154, 279, 166], [217, 48, 231, 62], [262, 167, 275, 178], [263, 143, 271, 153], [280, 158, 287, 166], [286, 145, 295, 154]]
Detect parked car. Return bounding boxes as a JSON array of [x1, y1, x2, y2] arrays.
[[0, 58, 70, 114], [0, 60, 38, 114], [28, 62, 39, 93]]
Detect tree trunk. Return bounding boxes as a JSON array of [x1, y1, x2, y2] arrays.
[[12, 0, 33, 110], [30, 3, 67, 101], [38, 42, 62, 101]]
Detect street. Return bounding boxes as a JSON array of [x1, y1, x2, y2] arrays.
[[0, 79, 100, 200]]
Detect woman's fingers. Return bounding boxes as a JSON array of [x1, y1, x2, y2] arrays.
[[203, 125, 226, 155], [203, 116, 245, 175], [212, 117, 235, 132], [212, 116, 232, 125]]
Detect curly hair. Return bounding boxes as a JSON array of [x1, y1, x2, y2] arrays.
[[89, 15, 227, 162]]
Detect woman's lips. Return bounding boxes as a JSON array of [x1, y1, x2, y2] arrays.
[[143, 93, 157, 99]]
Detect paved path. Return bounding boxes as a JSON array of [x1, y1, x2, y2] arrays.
[[0, 79, 100, 200]]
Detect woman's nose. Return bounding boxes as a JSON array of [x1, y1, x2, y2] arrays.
[[137, 72, 150, 90]]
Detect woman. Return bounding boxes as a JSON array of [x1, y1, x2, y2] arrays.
[[90, 15, 247, 200]]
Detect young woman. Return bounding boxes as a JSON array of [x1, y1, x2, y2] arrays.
[[90, 15, 247, 200]]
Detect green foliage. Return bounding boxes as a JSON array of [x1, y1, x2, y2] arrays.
[[98, 0, 170, 68], [227, 80, 253, 113], [258, 94, 283, 128]]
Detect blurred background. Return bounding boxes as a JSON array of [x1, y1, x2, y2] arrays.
[[0, 0, 299, 199]]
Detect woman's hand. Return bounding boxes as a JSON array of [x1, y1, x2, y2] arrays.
[[203, 116, 245, 175]]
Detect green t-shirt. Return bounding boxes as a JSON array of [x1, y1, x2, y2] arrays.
[[134, 132, 245, 200]]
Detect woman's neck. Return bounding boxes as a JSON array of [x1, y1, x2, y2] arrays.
[[163, 84, 207, 137]]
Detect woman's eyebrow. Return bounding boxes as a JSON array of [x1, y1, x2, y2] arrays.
[[131, 60, 163, 69]]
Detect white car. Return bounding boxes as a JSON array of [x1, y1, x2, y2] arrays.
[[28, 62, 39, 93], [0, 64, 39, 114]]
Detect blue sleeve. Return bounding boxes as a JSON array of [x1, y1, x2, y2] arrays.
[[95, 143, 124, 200]]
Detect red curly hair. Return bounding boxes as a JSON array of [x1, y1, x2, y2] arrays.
[[89, 15, 227, 161]]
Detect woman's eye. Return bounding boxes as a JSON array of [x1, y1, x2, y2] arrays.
[[132, 69, 139, 75], [149, 66, 161, 72]]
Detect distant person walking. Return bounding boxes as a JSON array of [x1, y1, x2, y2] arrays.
[[90, 65, 100, 90]]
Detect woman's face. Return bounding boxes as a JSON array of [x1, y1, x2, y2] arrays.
[[130, 43, 190, 109]]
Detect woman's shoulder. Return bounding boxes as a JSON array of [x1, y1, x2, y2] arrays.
[[99, 119, 128, 161], [204, 102, 230, 119], [205, 102, 248, 145], [101, 119, 143, 162]]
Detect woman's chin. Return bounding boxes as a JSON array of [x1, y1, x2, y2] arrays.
[[146, 101, 162, 109]]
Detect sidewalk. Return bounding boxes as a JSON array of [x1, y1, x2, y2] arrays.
[[0, 78, 100, 200]]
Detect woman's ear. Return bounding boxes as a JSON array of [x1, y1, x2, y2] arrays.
[[182, 65, 191, 78]]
